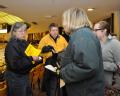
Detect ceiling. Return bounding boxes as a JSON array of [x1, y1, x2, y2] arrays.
[[0, 0, 120, 32]]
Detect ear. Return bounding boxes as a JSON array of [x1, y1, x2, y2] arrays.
[[103, 29, 107, 36], [104, 29, 107, 32]]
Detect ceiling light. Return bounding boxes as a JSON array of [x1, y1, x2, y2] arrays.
[[0, 11, 23, 24], [87, 8, 95, 11], [45, 15, 55, 19]]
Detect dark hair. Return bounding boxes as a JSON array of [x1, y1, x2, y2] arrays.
[[58, 26, 64, 35], [97, 21, 110, 36], [48, 23, 58, 30]]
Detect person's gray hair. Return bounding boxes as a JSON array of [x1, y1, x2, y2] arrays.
[[9, 22, 27, 40]]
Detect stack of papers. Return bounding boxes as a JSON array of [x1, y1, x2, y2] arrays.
[[45, 65, 57, 72], [25, 44, 41, 56], [45, 64, 65, 88]]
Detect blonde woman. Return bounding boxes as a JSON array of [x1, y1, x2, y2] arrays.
[[60, 8, 105, 96], [5, 22, 42, 96]]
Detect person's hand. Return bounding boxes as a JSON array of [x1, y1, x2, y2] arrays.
[[53, 67, 60, 75], [41, 45, 54, 53], [56, 68, 60, 75], [32, 56, 43, 63], [32, 56, 39, 61]]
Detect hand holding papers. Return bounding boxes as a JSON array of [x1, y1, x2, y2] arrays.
[[45, 65, 57, 72], [25, 44, 42, 64], [45, 64, 65, 87], [45, 64, 60, 74]]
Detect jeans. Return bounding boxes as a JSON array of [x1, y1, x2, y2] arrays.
[[5, 70, 32, 96]]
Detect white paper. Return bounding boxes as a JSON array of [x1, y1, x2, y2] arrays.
[[45, 65, 57, 72]]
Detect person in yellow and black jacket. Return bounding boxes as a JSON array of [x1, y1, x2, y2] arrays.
[[38, 23, 68, 96]]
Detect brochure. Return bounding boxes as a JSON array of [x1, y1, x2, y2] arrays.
[[25, 43, 41, 56], [45, 65, 57, 72]]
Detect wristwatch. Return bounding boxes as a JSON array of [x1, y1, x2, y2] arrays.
[[38, 56, 42, 61]]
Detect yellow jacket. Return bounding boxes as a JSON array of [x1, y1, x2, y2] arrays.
[[38, 34, 68, 62]]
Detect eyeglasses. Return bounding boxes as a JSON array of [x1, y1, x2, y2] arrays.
[[93, 28, 103, 32], [17, 29, 26, 33]]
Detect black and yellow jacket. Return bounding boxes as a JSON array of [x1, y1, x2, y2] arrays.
[[38, 34, 68, 62], [38, 34, 68, 91]]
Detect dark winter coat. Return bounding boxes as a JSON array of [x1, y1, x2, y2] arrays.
[[60, 27, 105, 96], [5, 38, 39, 75]]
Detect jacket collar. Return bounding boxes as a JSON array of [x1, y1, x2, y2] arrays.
[[49, 34, 60, 42]]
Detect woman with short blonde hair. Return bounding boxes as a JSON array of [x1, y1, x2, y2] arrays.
[[63, 8, 92, 34], [60, 8, 105, 96]]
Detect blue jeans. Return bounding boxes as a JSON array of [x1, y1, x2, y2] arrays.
[[5, 71, 32, 96]]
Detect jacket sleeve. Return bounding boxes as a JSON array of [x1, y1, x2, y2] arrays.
[[111, 39, 120, 69], [38, 37, 47, 50], [103, 62, 117, 72], [5, 43, 34, 74], [62, 36, 68, 48], [60, 36, 101, 84]]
